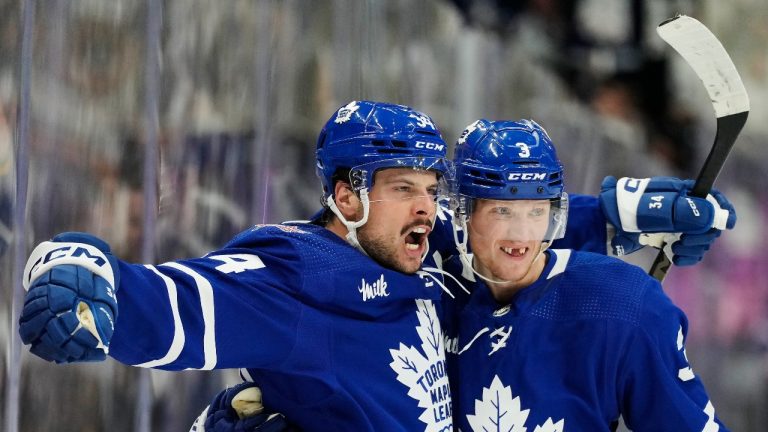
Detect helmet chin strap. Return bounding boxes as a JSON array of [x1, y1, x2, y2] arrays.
[[327, 189, 371, 256], [453, 213, 508, 284], [454, 213, 551, 286], [452, 212, 475, 277]]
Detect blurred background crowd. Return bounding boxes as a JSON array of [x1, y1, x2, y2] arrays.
[[1, 0, 766, 431]]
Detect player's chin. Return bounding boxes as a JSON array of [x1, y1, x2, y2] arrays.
[[493, 254, 532, 278], [390, 245, 423, 274], [497, 268, 527, 283], [397, 255, 423, 274], [373, 246, 422, 274]]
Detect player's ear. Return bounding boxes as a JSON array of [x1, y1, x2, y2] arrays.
[[333, 181, 360, 218]]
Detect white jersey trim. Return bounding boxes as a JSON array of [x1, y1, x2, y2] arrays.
[[133, 265, 186, 368], [547, 249, 571, 279], [162, 262, 218, 370]]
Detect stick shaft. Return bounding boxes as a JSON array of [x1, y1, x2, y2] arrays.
[[650, 111, 748, 281], [650, 15, 748, 282]]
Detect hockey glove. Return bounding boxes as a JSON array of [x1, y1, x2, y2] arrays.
[[19, 232, 119, 363], [599, 176, 736, 265], [189, 382, 290, 432]]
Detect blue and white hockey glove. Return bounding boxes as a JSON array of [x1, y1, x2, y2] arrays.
[[599, 176, 736, 265], [19, 232, 119, 363], [189, 382, 290, 432]]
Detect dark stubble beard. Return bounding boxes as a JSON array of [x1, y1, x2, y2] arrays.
[[357, 226, 419, 274]]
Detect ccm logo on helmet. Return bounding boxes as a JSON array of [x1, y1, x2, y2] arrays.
[[414, 141, 445, 151], [507, 172, 547, 181]]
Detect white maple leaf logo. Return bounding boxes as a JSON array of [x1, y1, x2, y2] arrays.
[[457, 119, 482, 145], [467, 375, 529, 432], [389, 299, 452, 432], [534, 418, 565, 432], [334, 101, 360, 124], [466, 375, 565, 432]]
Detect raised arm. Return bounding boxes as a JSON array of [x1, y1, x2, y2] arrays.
[[20, 230, 306, 370], [599, 176, 735, 265]]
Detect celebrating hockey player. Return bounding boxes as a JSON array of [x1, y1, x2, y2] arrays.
[[18, 102, 733, 432], [442, 119, 731, 431], [189, 112, 736, 431]]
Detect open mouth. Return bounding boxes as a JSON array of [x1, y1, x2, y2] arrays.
[[501, 246, 528, 257], [405, 226, 430, 251]]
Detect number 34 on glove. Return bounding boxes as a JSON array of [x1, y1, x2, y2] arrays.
[[599, 176, 737, 265], [19, 232, 119, 363]]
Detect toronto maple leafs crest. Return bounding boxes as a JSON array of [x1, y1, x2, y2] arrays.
[[389, 299, 453, 432], [334, 101, 360, 124], [457, 119, 482, 145], [466, 375, 564, 432]]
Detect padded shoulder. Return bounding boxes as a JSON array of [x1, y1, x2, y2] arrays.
[[530, 251, 653, 324]]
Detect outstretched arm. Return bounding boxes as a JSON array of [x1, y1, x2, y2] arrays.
[[20, 230, 305, 370]]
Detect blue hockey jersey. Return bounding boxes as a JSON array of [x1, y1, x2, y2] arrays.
[[104, 195, 606, 431], [442, 249, 728, 432], [110, 222, 453, 431]]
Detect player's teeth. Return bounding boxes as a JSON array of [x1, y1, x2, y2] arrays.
[[406, 243, 419, 250], [502, 247, 527, 255], [413, 227, 427, 234]]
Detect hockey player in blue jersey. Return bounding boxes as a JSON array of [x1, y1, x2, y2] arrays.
[[18, 101, 732, 432], [191, 124, 736, 431], [442, 119, 732, 431], [21, 101, 460, 432]]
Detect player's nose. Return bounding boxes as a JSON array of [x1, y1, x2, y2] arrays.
[[411, 194, 436, 217]]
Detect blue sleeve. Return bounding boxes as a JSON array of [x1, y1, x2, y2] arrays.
[[552, 194, 607, 253], [618, 281, 729, 431], [108, 234, 304, 371]]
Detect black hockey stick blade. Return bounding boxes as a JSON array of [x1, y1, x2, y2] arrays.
[[649, 15, 749, 282]]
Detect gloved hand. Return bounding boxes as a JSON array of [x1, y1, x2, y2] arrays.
[[19, 232, 119, 363], [599, 176, 736, 265], [189, 382, 291, 432]]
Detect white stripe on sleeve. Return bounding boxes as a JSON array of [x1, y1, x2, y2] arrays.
[[133, 265, 186, 368], [162, 262, 218, 370]]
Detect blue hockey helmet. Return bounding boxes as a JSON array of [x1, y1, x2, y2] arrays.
[[315, 100, 451, 200], [452, 119, 568, 242], [454, 118, 564, 200]]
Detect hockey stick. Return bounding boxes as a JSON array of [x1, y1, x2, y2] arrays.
[[649, 15, 749, 282]]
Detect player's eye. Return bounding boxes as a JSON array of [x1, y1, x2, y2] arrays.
[[529, 208, 546, 217]]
